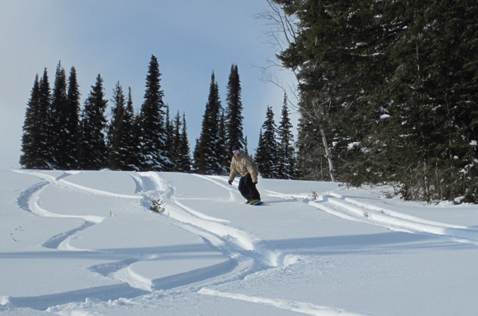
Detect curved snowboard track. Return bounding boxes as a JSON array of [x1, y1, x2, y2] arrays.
[[7, 171, 370, 315], [137, 173, 296, 272], [287, 191, 478, 245], [198, 288, 366, 316], [135, 173, 339, 315]]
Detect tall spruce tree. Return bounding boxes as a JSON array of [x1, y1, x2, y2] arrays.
[[276, 95, 296, 179], [163, 105, 174, 171], [192, 138, 200, 173], [121, 88, 141, 171], [37, 69, 53, 169], [170, 110, 181, 171], [49, 62, 69, 169], [139, 55, 168, 171], [296, 108, 327, 180], [64, 67, 80, 169], [225, 64, 245, 151], [78, 74, 108, 170], [178, 113, 192, 172], [218, 108, 228, 173], [255, 106, 277, 178], [20, 75, 42, 169], [107, 82, 127, 170], [194, 72, 224, 174]]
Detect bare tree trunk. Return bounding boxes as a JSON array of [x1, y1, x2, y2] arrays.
[[320, 127, 336, 182]]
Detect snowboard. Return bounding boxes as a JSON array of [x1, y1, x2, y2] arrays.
[[249, 200, 263, 206]]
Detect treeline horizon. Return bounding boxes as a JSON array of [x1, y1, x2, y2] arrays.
[[20, 56, 298, 180]]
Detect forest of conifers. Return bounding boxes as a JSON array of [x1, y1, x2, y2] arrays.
[[21, 0, 478, 203], [272, 0, 478, 203]]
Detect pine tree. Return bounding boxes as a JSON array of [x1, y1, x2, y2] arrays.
[[254, 129, 265, 172], [138, 55, 168, 171], [194, 72, 224, 174], [170, 110, 181, 171], [276, 95, 296, 179], [20, 75, 42, 169], [296, 110, 327, 180], [48, 62, 69, 169], [255, 106, 277, 178], [192, 138, 200, 173], [163, 105, 174, 171], [178, 113, 192, 172], [122, 88, 141, 171], [37, 69, 53, 169], [78, 74, 108, 170], [107, 82, 126, 170], [225, 64, 245, 151], [64, 67, 80, 169], [218, 108, 228, 173]]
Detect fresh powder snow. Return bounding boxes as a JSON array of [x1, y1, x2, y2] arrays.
[[1, 169, 478, 315]]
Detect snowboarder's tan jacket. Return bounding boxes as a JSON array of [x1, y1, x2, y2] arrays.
[[228, 152, 259, 183]]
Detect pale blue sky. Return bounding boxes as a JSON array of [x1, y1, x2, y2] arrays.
[[0, 0, 296, 169]]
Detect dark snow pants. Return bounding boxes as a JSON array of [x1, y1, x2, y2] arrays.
[[238, 173, 261, 202]]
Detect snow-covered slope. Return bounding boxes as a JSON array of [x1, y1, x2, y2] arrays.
[[1, 169, 478, 315]]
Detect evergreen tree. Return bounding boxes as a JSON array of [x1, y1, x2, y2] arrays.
[[37, 69, 53, 169], [78, 74, 108, 170], [225, 64, 245, 151], [163, 105, 174, 171], [194, 72, 224, 174], [178, 113, 192, 172], [64, 67, 81, 169], [170, 110, 181, 171], [20, 75, 42, 169], [276, 95, 296, 179], [138, 55, 168, 171], [107, 82, 126, 170], [192, 138, 200, 173], [218, 108, 228, 173], [49, 62, 69, 169], [254, 129, 265, 172], [296, 110, 327, 180], [255, 106, 277, 178], [122, 88, 141, 171]]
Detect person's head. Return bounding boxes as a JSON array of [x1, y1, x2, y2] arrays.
[[232, 145, 242, 156]]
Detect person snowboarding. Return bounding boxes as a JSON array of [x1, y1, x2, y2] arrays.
[[228, 145, 261, 205]]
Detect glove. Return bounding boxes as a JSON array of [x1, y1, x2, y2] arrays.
[[228, 180, 233, 185]]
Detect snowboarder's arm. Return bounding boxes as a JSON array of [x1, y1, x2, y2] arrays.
[[228, 159, 238, 182]]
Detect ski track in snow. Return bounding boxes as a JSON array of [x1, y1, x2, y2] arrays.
[[9, 170, 394, 315], [136, 173, 297, 270], [10, 170, 155, 309], [198, 288, 366, 316], [269, 190, 478, 245], [16, 170, 471, 314], [135, 172, 332, 315]]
